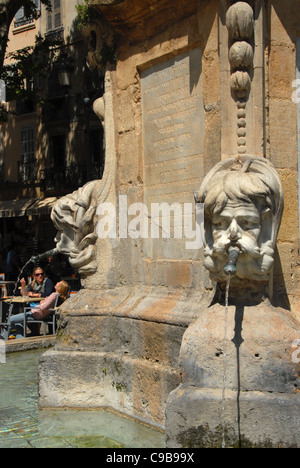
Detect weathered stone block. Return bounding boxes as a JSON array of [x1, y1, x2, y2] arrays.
[[166, 387, 300, 448]]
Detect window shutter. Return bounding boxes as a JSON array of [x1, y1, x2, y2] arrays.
[[47, 12, 52, 31], [54, 0, 62, 29], [47, 0, 62, 31]]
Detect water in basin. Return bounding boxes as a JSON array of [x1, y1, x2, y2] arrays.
[[0, 349, 165, 448]]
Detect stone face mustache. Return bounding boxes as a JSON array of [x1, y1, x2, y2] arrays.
[[211, 228, 261, 258]]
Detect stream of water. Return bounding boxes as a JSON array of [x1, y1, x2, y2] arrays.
[[221, 275, 231, 449], [13, 259, 33, 295]]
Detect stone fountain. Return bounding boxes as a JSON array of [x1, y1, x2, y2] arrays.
[[165, 155, 300, 448], [37, 0, 300, 448]]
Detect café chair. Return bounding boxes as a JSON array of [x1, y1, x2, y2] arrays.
[[23, 295, 61, 338]]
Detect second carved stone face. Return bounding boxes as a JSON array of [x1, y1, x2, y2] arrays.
[[207, 199, 271, 283], [195, 155, 284, 286]]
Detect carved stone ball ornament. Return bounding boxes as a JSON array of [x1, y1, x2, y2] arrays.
[[226, 1, 254, 40], [229, 41, 253, 69], [226, 1, 254, 155], [195, 155, 284, 291], [230, 70, 251, 94]]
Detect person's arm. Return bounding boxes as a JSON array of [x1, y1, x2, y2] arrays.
[[20, 278, 27, 296], [27, 284, 40, 297]]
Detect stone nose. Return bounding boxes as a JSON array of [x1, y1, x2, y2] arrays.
[[227, 219, 241, 240]]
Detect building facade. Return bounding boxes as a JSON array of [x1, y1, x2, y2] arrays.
[[0, 0, 104, 273]]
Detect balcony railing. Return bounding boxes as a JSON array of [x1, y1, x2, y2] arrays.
[[45, 27, 64, 44], [18, 160, 37, 183], [40, 163, 104, 192], [12, 161, 104, 192], [14, 16, 34, 29]]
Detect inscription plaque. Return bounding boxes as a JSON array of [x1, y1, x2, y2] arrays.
[[141, 49, 205, 205], [141, 49, 205, 258]]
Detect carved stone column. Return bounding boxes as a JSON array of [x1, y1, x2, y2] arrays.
[[219, 0, 265, 159]]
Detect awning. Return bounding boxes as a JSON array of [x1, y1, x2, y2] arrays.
[[0, 197, 58, 218], [26, 197, 58, 216], [0, 198, 37, 218]]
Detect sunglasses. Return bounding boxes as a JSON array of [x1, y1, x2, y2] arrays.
[[35, 273, 44, 276]]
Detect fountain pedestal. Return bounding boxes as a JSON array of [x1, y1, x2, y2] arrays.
[[166, 301, 300, 447], [167, 387, 300, 448], [38, 286, 209, 429], [165, 154, 300, 447]]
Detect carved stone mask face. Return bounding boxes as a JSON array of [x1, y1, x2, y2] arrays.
[[206, 199, 274, 283], [195, 156, 284, 286], [211, 200, 261, 250]]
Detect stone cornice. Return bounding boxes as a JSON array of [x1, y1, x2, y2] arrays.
[[88, 0, 201, 43]]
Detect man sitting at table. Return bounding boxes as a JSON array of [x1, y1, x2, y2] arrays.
[[20, 267, 54, 298], [7, 281, 70, 339]]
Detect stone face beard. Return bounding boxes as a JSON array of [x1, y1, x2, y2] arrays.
[[196, 156, 284, 288], [203, 208, 275, 284]]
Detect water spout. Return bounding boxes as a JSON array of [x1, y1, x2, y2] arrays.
[[13, 248, 59, 295], [30, 248, 58, 264], [223, 245, 240, 277]]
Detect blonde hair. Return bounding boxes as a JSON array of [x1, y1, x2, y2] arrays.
[[56, 281, 70, 302]]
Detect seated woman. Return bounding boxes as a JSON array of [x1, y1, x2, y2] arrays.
[[8, 281, 70, 339], [20, 267, 54, 298]]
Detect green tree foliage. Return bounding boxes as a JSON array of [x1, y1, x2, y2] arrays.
[[0, 0, 52, 72], [1, 34, 61, 103], [0, 0, 54, 121]]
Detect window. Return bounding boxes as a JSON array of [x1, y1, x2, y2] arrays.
[[47, 0, 62, 32], [14, 1, 40, 29], [19, 127, 36, 182]]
